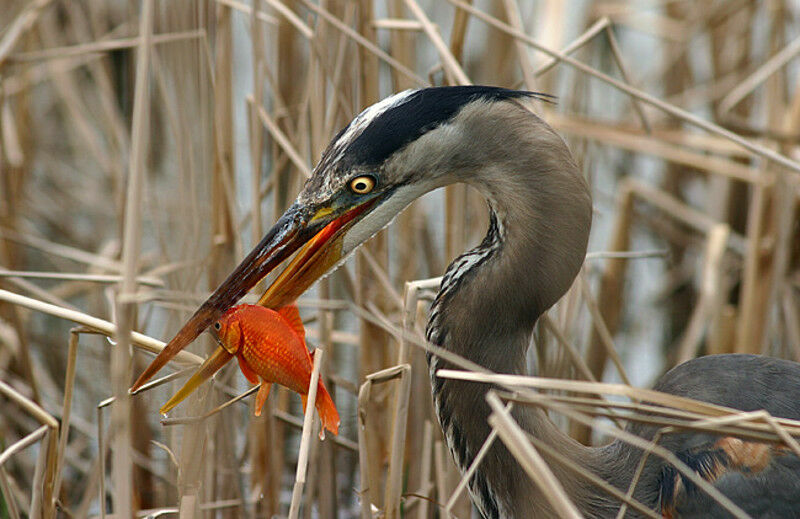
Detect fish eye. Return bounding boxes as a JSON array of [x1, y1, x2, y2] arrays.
[[349, 175, 375, 195], [213, 322, 221, 331]]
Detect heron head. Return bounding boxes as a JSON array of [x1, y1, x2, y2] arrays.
[[132, 86, 547, 391]]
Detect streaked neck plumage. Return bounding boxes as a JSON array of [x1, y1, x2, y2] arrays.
[[424, 101, 601, 518]]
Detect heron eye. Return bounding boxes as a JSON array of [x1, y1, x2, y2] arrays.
[[349, 175, 375, 194], [213, 322, 221, 331]]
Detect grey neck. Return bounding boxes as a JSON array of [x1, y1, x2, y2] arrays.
[[425, 102, 605, 517]]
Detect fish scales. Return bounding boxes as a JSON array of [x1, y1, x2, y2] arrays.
[[238, 312, 312, 394]]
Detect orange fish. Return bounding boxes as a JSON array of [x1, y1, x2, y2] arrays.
[[160, 304, 339, 439]]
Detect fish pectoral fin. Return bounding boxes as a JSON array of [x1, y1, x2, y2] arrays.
[[254, 382, 272, 417], [237, 355, 259, 384]]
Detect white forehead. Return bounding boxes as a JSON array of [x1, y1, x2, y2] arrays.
[[333, 89, 416, 153], [301, 89, 420, 204]]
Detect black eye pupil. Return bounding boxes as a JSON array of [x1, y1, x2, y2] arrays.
[[214, 322, 220, 330], [351, 176, 374, 193]]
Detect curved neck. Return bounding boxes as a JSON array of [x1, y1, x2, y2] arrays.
[[426, 104, 605, 517]]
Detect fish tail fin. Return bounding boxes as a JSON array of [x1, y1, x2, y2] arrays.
[[314, 381, 340, 439]]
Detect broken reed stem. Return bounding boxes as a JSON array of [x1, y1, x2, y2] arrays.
[[288, 347, 324, 519], [0, 425, 48, 468], [384, 364, 412, 519]]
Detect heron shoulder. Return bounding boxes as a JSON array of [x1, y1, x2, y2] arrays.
[[652, 354, 800, 418], [659, 436, 800, 518]]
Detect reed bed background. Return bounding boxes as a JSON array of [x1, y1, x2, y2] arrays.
[[1, 0, 800, 517]]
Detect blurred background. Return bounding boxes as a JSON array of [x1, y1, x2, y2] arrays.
[[1, 0, 799, 517]]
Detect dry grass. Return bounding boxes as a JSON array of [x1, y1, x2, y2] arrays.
[[1, 0, 800, 517]]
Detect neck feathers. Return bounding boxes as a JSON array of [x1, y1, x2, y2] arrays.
[[425, 100, 593, 517], [428, 100, 592, 369]]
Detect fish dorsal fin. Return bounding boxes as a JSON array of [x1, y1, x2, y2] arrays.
[[277, 304, 305, 341]]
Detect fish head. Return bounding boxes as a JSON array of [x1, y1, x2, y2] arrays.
[[213, 306, 244, 355], [160, 306, 246, 414]]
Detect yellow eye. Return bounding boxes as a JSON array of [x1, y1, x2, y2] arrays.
[[349, 176, 375, 194]]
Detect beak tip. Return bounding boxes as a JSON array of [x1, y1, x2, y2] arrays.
[[131, 311, 214, 392], [158, 346, 234, 416], [130, 377, 146, 393]]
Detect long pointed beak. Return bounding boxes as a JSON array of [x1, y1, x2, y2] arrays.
[[131, 203, 310, 392], [131, 198, 379, 392], [160, 346, 233, 414]]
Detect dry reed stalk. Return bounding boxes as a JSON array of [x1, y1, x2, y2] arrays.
[[486, 393, 583, 518], [400, 279, 439, 509], [51, 328, 79, 503], [502, 0, 536, 91], [3, 1, 800, 517], [675, 225, 730, 364], [550, 113, 766, 185], [440, 369, 800, 442], [0, 465, 21, 519], [0, 289, 203, 365], [586, 181, 633, 380], [413, 419, 434, 519], [288, 347, 323, 518], [348, 3, 397, 512], [0, 269, 163, 286], [8, 30, 207, 65], [355, 363, 411, 518], [433, 440, 450, 519], [383, 363, 411, 519], [112, 2, 154, 514], [444, 421, 497, 516], [0, 377, 58, 517], [447, 0, 800, 174], [0, 0, 54, 67], [577, 273, 629, 385], [312, 284, 337, 517], [488, 387, 757, 519]]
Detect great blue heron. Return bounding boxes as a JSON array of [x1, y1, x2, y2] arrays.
[[132, 86, 800, 517]]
